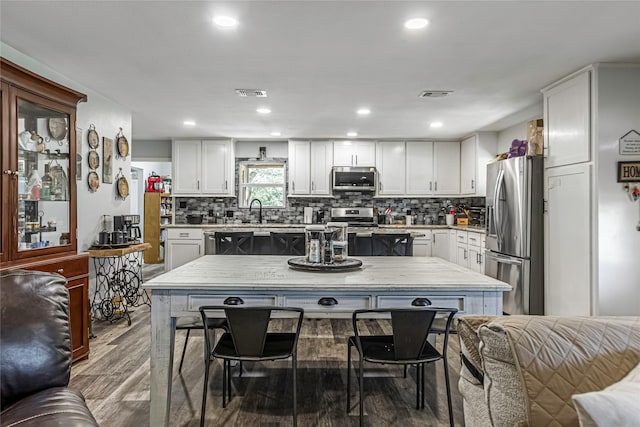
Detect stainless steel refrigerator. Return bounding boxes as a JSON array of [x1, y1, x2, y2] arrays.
[[485, 156, 544, 315]]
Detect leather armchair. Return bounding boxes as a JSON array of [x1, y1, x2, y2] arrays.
[[1, 270, 98, 426]]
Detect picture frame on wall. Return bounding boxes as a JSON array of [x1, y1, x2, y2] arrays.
[[103, 137, 113, 184]]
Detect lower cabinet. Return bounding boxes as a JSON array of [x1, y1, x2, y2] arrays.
[[431, 230, 450, 260], [456, 230, 485, 273], [164, 228, 204, 271], [412, 229, 432, 256]]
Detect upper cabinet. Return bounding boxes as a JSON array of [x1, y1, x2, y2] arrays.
[[406, 141, 434, 195], [333, 140, 375, 166], [376, 141, 405, 195], [288, 140, 332, 196], [460, 132, 497, 196], [433, 141, 460, 194], [404, 141, 461, 196], [542, 69, 591, 168], [1, 58, 86, 264], [172, 139, 234, 196]]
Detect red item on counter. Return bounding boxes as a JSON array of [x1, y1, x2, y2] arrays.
[[146, 172, 164, 192]]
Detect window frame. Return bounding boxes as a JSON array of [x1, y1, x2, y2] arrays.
[[238, 160, 287, 208]]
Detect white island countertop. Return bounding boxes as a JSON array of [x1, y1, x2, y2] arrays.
[[144, 255, 509, 292]]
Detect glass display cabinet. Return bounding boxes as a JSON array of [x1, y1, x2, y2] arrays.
[[1, 57, 90, 362]]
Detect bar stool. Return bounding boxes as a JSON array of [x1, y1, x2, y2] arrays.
[[270, 232, 305, 255], [215, 232, 254, 255], [371, 233, 414, 256]]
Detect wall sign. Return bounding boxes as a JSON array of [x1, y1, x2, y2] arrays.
[[619, 130, 640, 155], [617, 161, 640, 182]]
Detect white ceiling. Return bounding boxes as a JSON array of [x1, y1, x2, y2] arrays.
[[2, 1, 640, 141]]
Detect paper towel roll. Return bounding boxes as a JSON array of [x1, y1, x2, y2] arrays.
[[304, 207, 313, 224]]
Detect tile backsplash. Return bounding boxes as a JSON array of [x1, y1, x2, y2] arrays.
[[174, 158, 485, 225]]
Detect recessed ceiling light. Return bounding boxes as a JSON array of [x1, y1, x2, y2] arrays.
[[357, 108, 371, 115], [430, 121, 443, 128], [347, 132, 358, 137], [213, 16, 238, 27], [270, 132, 281, 136], [183, 120, 196, 126], [404, 18, 429, 30], [256, 108, 271, 114]]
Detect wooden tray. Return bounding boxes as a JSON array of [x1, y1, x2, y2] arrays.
[[287, 257, 362, 272]]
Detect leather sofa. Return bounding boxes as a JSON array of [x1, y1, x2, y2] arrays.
[[0, 270, 98, 427], [457, 315, 640, 427]]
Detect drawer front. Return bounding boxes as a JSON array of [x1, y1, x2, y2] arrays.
[[167, 228, 204, 240], [412, 229, 432, 241], [24, 255, 89, 279], [377, 295, 466, 312], [467, 232, 482, 247], [187, 294, 277, 311], [283, 295, 372, 311], [456, 231, 468, 244]]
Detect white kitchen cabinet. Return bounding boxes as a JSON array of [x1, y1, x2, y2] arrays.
[[467, 231, 485, 273], [434, 141, 461, 194], [431, 229, 450, 260], [288, 140, 311, 195], [412, 229, 432, 257], [164, 228, 204, 271], [455, 230, 469, 268], [173, 139, 234, 196], [448, 229, 457, 263], [459, 133, 498, 196], [406, 141, 434, 195], [376, 141, 406, 195], [542, 70, 591, 168], [544, 163, 592, 316], [288, 140, 332, 196], [333, 140, 376, 166]]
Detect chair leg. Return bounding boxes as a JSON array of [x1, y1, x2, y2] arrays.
[[227, 360, 232, 404], [415, 364, 420, 410], [178, 328, 191, 373], [421, 363, 426, 409], [293, 354, 298, 427], [358, 357, 364, 427], [346, 340, 352, 412], [403, 364, 408, 378], [200, 356, 211, 427], [443, 358, 454, 427], [222, 359, 227, 408]]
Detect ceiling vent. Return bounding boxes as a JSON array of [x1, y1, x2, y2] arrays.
[[419, 90, 453, 98], [235, 89, 267, 97]]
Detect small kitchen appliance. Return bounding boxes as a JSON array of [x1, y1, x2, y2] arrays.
[[330, 207, 377, 227], [146, 171, 164, 192], [332, 167, 377, 191], [114, 214, 141, 243]]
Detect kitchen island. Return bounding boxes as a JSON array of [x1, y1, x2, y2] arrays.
[[144, 255, 510, 426]]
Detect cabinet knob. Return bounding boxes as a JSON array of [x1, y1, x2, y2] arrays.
[[57, 268, 64, 273], [223, 297, 244, 305], [318, 297, 338, 306], [411, 297, 433, 307]]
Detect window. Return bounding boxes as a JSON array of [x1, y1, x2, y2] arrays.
[[239, 161, 286, 208]]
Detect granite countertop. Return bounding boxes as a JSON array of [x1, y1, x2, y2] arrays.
[[164, 223, 486, 235]]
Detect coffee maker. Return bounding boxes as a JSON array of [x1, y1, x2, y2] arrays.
[[114, 214, 141, 243]]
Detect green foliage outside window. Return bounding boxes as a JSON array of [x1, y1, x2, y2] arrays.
[[240, 162, 286, 208]]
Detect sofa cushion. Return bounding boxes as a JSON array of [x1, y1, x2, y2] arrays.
[[481, 316, 640, 427], [0, 387, 98, 427], [0, 270, 72, 409], [572, 361, 640, 427]]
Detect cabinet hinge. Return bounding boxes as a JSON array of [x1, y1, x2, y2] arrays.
[[543, 199, 549, 213]]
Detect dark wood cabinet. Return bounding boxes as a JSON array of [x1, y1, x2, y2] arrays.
[[0, 57, 89, 362]]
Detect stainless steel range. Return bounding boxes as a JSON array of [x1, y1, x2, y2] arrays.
[[330, 208, 378, 227]]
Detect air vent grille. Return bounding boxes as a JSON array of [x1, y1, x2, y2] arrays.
[[235, 89, 268, 97], [419, 90, 453, 98]]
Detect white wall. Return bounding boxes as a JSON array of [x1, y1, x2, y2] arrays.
[[596, 65, 640, 316], [132, 139, 171, 161], [2, 43, 133, 252], [497, 116, 543, 154], [235, 141, 288, 158]]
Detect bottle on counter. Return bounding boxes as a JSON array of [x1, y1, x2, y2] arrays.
[[305, 225, 325, 263], [323, 228, 335, 264], [327, 222, 348, 262], [41, 163, 52, 200]]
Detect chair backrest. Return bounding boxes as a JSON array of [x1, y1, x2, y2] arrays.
[[371, 233, 414, 256], [352, 307, 458, 360], [215, 232, 254, 255], [0, 270, 72, 409], [200, 306, 304, 358], [270, 232, 305, 255]]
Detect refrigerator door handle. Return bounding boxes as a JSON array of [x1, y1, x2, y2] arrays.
[[494, 169, 505, 248], [484, 250, 522, 265]]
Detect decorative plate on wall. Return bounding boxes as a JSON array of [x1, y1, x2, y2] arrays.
[[88, 171, 100, 192], [87, 123, 99, 149], [88, 150, 100, 170], [116, 127, 129, 158], [114, 168, 129, 200], [48, 117, 68, 140]]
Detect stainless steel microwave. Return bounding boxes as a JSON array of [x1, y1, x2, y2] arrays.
[[332, 166, 377, 191]]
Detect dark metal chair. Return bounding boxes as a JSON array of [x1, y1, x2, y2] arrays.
[[270, 232, 305, 255], [347, 232, 358, 256], [214, 232, 254, 255], [199, 305, 304, 427], [346, 307, 458, 427], [175, 297, 245, 374], [370, 233, 414, 256]]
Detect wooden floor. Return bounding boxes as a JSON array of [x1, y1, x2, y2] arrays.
[[71, 305, 465, 426]]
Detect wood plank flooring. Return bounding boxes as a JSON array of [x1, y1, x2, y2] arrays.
[[71, 306, 465, 426]]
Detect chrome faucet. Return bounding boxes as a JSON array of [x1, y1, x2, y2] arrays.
[[249, 198, 262, 224]]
